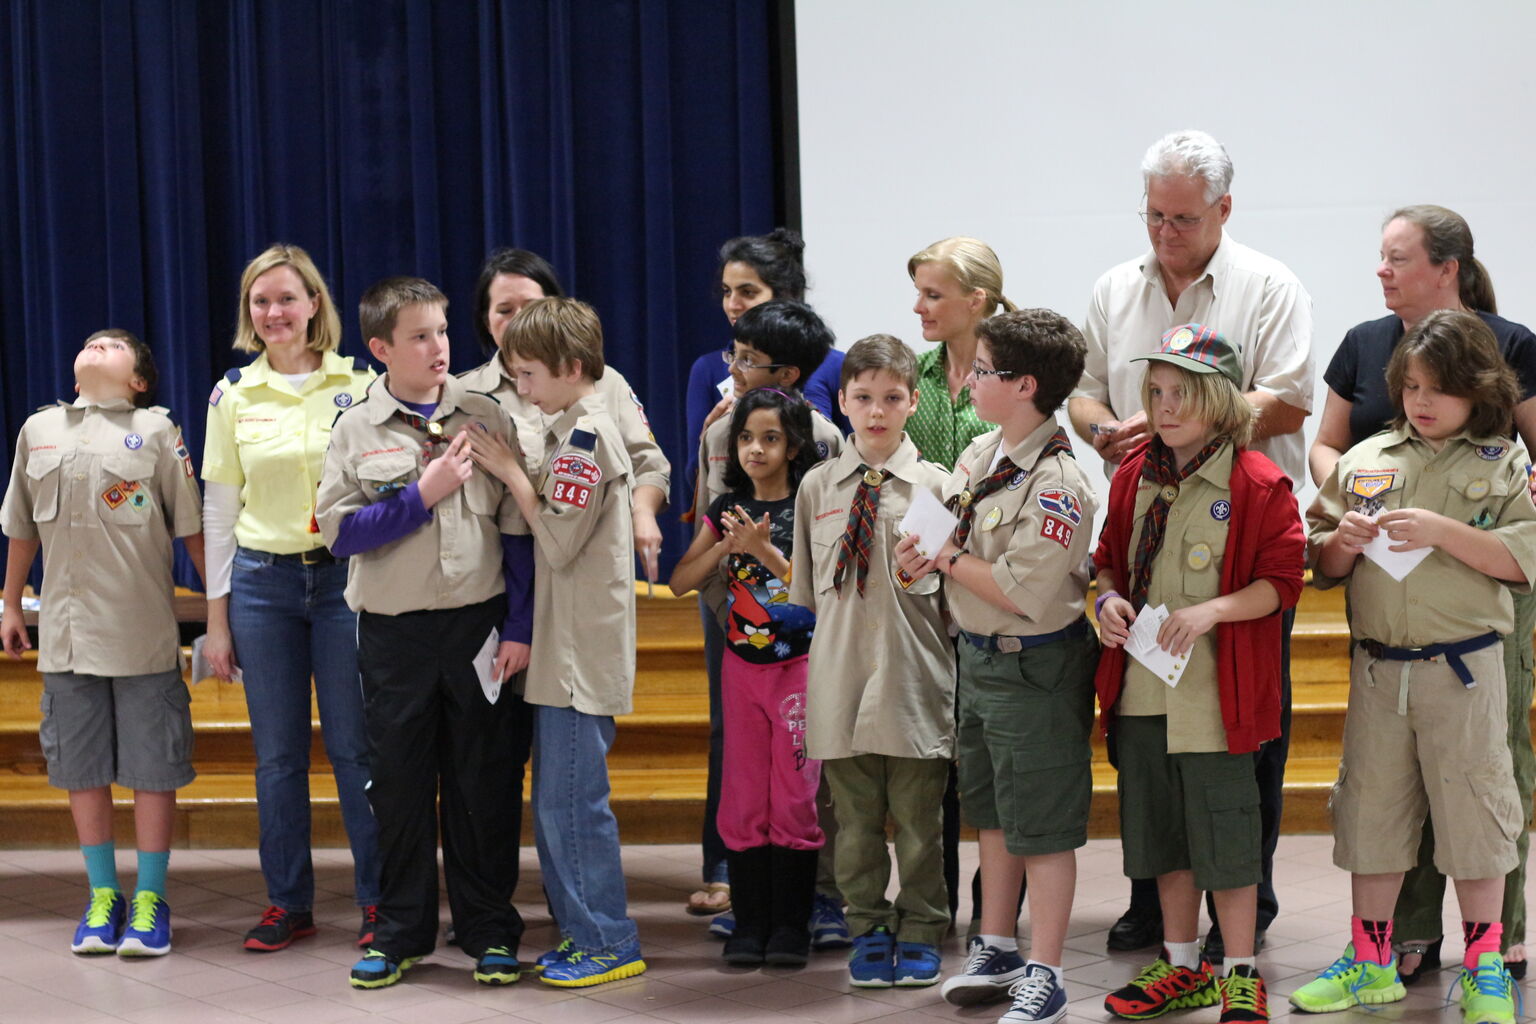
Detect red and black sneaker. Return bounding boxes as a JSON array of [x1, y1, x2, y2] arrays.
[[1104, 950, 1220, 1019], [358, 905, 379, 949], [1219, 964, 1268, 1023], [243, 906, 317, 952]]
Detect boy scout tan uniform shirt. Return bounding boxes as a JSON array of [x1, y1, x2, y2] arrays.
[[457, 357, 669, 493], [316, 374, 527, 615], [788, 434, 956, 761], [520, 394, 637, 717], [942, 419, 1098, 637], [1, 399, 203, 675], [1307, 426, 1536, 644], [1117, 442, 1233, 753]]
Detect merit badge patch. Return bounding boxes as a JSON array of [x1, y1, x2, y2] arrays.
[[551, 480, 592, 509], [1210, 499, 1231, 521], [1478, 445, 1507, 461], [174, 433, 194, 477], [1036, 488, 1083, 525], [1040, 515, 1074, 549], [1348, 470, 1397, 500], [123, 433, 144, 450], [334, 392, 353, 408], [1007, 470, 1029, 490], [101, 480, 141, 510], [549, 453, 602, 485]]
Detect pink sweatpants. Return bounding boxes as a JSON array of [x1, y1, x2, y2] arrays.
[[718, 650, 824, 852]]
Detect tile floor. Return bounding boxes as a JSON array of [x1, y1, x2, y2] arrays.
[[0, 837, 1524, 1023]]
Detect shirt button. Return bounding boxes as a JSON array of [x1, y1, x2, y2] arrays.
[[1409, 598, 1418, 605], [75, 474, 85, 481]]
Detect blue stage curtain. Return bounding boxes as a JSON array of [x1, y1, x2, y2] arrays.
[[0, 0, 779, 586]]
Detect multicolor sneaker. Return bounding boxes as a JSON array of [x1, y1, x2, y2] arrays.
[[540, 945, 647, 987], [1458, 952, 1517, 1024], [848, 926, 895, 988], [1287, 943, 1405, 1013], [1219, 964, 1268, 1023], [1002, 963, 1069, 1024], [350, 949, 422, 989], [243, 906, 316, 952], [71, 887, 126, 954], [809, 893, 851, 950], [1104, 950, 1219, 1019], [941, 938, 1029, 1006], [357, 905, 379, 949], [894, 941, 942, 987], [117, 891, 172, 957], [536, 937, 574, 969], [709, 912, 735, 938], [474, 945, 521, 985]]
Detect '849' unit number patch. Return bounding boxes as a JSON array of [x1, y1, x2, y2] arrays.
[[551, 480, 592, 508]]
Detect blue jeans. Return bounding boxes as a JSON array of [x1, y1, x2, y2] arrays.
[[229, 548, 380, 909], [532, 705, 638, 953]]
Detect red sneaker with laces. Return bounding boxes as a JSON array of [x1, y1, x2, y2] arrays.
[[1104, 949, 1220, 1019], [243, 906, 317, 952], [358, 905, 379, 949]]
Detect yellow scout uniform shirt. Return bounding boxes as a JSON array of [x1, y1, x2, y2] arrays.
[[203, 350, 374, 554], [942, 419, 1098, 637], [788, 434, 955, 760], [1308, 426, 1536, 645], [457, 357, 669, 493], [315, 374, 526, 615], [1, 399, 203, 675], [1117, 442, 1234, 753], [520, 395, 637, 717]]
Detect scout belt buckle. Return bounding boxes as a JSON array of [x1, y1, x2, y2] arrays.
[[996, 636, 1022, 653], [300, 547, 329, 565]]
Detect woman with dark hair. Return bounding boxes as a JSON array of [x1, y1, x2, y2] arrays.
[[1309, 205, 1536, 984], [458, 248, 671, 580]]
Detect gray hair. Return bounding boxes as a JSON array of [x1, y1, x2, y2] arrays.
[[1141, 130, 1234, 203]]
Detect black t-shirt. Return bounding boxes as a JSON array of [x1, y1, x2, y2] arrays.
[[705, 491, 815, 664], [1324, 312, 1536, 446]]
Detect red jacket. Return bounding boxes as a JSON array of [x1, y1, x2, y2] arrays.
[[1092, 442, 1304, 754]]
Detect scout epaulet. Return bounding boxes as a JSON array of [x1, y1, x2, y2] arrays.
[[549, 426, 602, 508], [39, 400, 67, 412], [466, 389, 502, 407], [350, 357, 371, 375], [209, 367, 242, 407], [1041, 428, 1075, 460], [224, 368, 243, 385]]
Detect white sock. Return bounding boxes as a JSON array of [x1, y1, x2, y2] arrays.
[[1027, 960, 1064, 986], [1166, 940, 1201, 969], [980, 933, 1018, 951], [1225, 955, 1257, 975]]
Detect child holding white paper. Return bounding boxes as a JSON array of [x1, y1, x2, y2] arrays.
[[1296, 309, 1536, 1023], [1093, 323, 1303, 1023]]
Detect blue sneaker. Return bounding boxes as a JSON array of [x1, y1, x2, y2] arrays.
[[117, 891, 171, 957], [708, 912, 735, 938], [71, 887, 126, 954], [809, 893, 851, 950], [350, 948, 423, 989], [895, 940, 942, 987], [536, 937, 573, 969], [1002, 963, 1068, 1024], [942, 938, 1029, 1005], [474, 945, 521, 985], [540, 945, 647, 987], [849, 926, 895, 988]]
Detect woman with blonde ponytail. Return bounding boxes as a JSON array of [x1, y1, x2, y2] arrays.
[[907, 237, 1015, 469]]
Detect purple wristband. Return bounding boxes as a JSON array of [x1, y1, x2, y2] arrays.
[[1094, 590, 1120, 617]]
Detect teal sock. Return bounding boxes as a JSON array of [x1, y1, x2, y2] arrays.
[[135, 850, 170, 897], [81, 841, 119, 891]]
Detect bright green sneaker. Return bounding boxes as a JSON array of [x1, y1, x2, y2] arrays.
[[1459, 952, 1517, 1024], [1288, 944, 1405, 1013]]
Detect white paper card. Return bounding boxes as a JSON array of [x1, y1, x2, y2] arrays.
[[716, 375, 734, 399], [474, 628, 502, 704], [189, 633, 242, 684], [898, 488, 960, 559], [1124, 603, 1190, 688], [1361, 527, 1433, 582]]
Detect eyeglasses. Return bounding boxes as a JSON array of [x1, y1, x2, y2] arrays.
[[1138, 197, 1221, 232], [970, 361, 1016, 381], [722, 350, 786, 372]]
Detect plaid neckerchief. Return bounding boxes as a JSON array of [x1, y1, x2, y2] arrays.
[[393, 408, 449, 460], [833, 466, 891, 596], [948, 455, 1019, 548], [1040, 427, 1075, 460], [1129, 435, 1227, 609]]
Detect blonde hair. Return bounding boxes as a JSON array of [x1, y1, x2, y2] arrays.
[[502, 297, 606, 381], [1139, 362, 1254, 447], [906, 236, 1015, 318], [233, 243, 343, 354]]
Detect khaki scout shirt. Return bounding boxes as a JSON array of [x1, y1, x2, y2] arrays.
[[457, 357, 669, 494], [942, 418, 1098, 637], [1307, 426, 1536, 646], [203, 350, 374, 554], [520, 395, 636, 717], [788, 434, 955, 760], [1, 399, 203, 675], [1118, 443, 1234, 753], [316, 374, 526, 616]]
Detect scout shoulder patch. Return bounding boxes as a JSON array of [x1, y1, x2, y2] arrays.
[[628, 388, 652, 431], [174, 432, 194, 478], [550, 480, 593, 509], [550, 453, 602, 485], [1478, 444, 1507, 460], [1039, 515, 1074, 549], [1036, 487, 1083, 525], [1348, 469, 1397, 500]]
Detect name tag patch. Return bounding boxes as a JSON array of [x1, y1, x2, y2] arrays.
[[1039, 515, 1074, 549], [551, 480, 592, 508], [550, 453, 602, 485]]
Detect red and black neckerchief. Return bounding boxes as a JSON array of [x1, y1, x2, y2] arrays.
[[1129, 435, 1227, 609], [393, 408, 449, 460], [834, 466, 891, 596], [948, 428, 1076, 547]]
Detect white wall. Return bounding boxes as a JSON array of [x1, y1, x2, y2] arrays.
[[796, 0, 1536, 517]]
